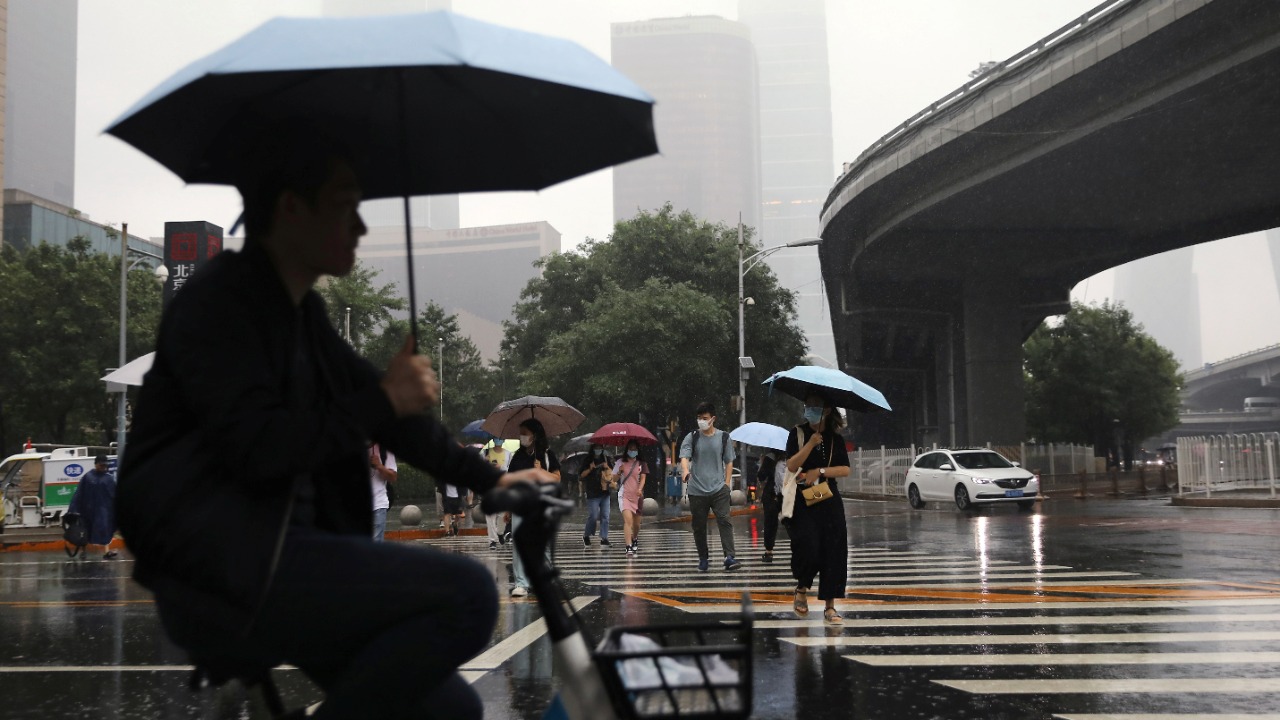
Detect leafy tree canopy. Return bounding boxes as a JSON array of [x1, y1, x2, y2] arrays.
[[502, 204, 808, 431], [0, 238, 161, 451], [1024, 300, 1181, 453]]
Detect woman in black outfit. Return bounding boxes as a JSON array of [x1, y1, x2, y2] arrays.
[[785, 393, 851, 625], [506, 418, 560, 596]]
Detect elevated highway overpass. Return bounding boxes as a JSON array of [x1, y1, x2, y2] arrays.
[[819, 0, 1280, 447]]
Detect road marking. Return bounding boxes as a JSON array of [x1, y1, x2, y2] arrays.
[[1054, 714, 1280, 719], [672, 597, 1280, 612], [0, 664, 298, 673], [461, 596, 595, 677], [845, 651, 1280, 666], [556, 563, 1062, 577], [784, 630, 1280, 647], [935, 678, 1280, 694], [754, 612, 1280, 629], [555, 571, 1139, 587]]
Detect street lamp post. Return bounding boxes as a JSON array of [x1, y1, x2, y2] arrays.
[[116, 223, 168, 457], [736, 216, 821, 427], [438, 336, 444, 422]]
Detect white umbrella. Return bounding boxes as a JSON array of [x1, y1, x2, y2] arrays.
[[101, 352, 155, 387]]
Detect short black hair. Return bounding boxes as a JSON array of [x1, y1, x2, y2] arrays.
[[695, 402, 715, 417], [94, 454, 109, 465], [235, 123, 354, 240]]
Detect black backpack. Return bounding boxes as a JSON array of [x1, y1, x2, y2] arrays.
[[62, 513, 88, 557], [685, 430, 729, 466]]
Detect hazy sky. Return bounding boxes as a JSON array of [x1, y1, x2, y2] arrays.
[[73, 0, 1278, 364]]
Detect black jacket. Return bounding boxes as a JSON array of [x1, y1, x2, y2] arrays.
[[118, 243, 501, 606]]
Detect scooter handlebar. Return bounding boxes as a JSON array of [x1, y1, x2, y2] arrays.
[[481, 481, 568, 517]]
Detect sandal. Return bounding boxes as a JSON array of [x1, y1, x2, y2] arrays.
[[793, 588, 809, 617], [824, 607, 843, 625]]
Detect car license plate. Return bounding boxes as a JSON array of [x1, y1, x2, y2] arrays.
[[1004, 489, 1024, 498]]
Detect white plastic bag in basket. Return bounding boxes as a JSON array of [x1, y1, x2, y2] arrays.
[[616, 633, 739, 690]]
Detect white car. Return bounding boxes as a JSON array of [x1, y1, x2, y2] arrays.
[[904, 449, 1039, 511]]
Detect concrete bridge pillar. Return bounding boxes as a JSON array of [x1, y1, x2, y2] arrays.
[[961, 281, 1026, 446]]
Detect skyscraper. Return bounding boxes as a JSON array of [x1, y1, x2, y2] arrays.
[[738, 0, 837, 363], [1113, 246, 1202, 370], [610, 16, 761, 234], [3, 0, 78, 210]]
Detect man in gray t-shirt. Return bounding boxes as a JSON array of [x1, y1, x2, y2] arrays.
[[680, 402, 741, 572]]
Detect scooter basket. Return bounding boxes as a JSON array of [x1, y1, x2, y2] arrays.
[[592, 609, 752, 720]]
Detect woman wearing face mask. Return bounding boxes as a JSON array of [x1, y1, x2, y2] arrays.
[[612, 440, 649, 556], [580, 443, 614, 547], [785, 394, 851, 625], [505, 419, 561, 597]]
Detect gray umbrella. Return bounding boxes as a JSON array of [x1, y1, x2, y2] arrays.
[[481, 396, 585, 439]]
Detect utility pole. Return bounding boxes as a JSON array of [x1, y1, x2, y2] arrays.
[[117, 223, 128, 455]]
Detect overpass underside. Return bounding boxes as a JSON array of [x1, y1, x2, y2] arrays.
[[821, 0, 1280, 448]]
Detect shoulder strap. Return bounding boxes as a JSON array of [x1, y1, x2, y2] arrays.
[[686, 431, 698, 463]]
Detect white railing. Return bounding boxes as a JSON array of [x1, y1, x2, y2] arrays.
[[841, 442, 1098, 497], [845, 445, 919, 497], [1177, 433, 1280, 497], [1014, 443, 1097, 475]]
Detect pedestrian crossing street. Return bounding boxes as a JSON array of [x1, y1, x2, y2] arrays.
[[422, 526, 1280, 718]]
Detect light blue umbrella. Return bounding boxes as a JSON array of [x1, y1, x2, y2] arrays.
[[729, 422, 789, 451], [104, 11, 657, 347], [762, 365, 892, 413]]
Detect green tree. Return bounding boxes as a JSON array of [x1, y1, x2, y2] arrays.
[[364, 302, 502, 434], [315, 262, 405, 351], [503, 204, 807, 430], [1024, 301, 1181, 460], [0, 238, 162, 451]]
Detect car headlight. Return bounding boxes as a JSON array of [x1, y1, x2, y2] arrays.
[[970, 477, 992, 484]]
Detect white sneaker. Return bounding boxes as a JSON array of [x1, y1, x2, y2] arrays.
[[510, 586, 529, 597]]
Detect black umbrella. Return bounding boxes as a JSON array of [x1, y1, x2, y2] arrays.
[[104, 11, 657, 347], [562, 433, 595, 455]]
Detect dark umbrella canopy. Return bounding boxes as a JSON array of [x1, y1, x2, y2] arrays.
[[104, 12, 657, 200], [590, 422, 657, 446], [459, 419, 495, 442], [762, 365, 892, 414], [562, 433, 595, 455], [482, 396, 585, 439]]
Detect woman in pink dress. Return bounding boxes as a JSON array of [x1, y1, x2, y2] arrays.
[[612, 440, 648, 557]]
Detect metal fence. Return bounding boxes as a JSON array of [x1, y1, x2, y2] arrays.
[[1176, 432, 1280, 497], [844, 446, 920, 497], [841, 443, 1097, 497]]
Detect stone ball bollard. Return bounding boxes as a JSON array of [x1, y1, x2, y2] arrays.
[[641, 497, 659, 516], [472, 505, 487, 523], [399, 504, 423, 527], [730, 490, 746, 507]]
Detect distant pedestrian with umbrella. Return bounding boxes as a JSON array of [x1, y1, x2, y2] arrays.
[[580, 443, 615, 547], [679, 402, 741, 572], [506, 418, 562, 596], [612, 440, 649, 556], [730, 422, 790, 565]]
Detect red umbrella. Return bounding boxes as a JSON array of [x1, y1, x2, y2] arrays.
[[589, 422, 657, 446]]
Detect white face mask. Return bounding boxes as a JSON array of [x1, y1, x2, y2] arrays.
[[519, 435, 534, 448], [696, 418, 711, 431]]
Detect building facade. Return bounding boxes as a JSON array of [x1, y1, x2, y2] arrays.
[[610, 16, 761, 234], [738, 0, 837, 363], [4, 0, 77, 214], [3, 188, 161, 259], [356, 221, 559, 361], [1113, 246, 1202, 371]]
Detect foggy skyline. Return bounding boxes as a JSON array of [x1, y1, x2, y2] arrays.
[[66, 0, 1280, 366]]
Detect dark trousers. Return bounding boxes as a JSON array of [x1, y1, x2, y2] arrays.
[[789, 490, 848, 600], [164, 528, 498, 720], [689, 485, 735, 560], [761, 488, 782, 551]]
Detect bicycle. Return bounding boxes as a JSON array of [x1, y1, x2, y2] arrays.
[[481, 482, 753, 719]]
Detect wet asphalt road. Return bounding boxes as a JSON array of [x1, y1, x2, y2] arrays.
[[3, 495, 1280, 719]]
